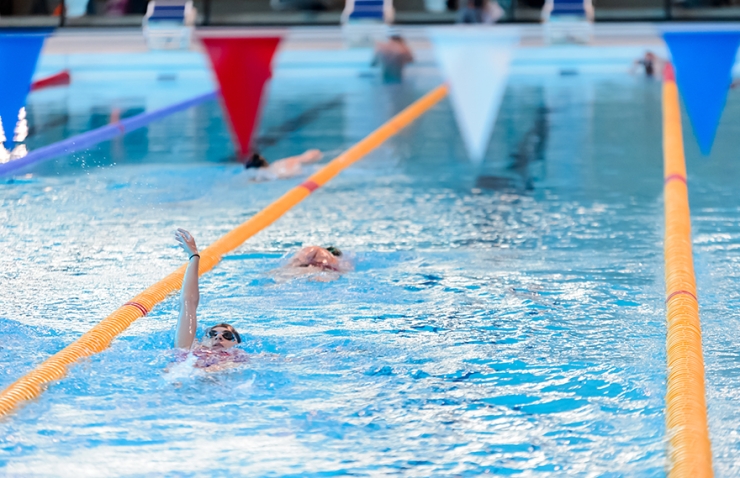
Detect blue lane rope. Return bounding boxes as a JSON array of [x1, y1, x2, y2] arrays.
[[0, 91, 218, 177]]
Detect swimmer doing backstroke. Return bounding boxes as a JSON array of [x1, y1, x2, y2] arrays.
[[173, 228, 248, 369], [269, 245, 351, 283], [171, 229, 350, 369], [289, 245, 344, 271]]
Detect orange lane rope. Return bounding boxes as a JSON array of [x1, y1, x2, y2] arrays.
[[0, 84, 450, 418], [662, 64, 713, 476]]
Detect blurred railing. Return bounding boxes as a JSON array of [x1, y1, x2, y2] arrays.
[[1, 0, 740, 27]]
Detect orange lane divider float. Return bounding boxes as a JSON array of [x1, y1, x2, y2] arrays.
[[662, 64, 713, 477], [0, 84, 450, 418]]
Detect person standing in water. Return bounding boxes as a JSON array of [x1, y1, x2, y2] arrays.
[[173, 228, 248, 370], [372, 35, 414, 84], [631, 51, 665, 78]]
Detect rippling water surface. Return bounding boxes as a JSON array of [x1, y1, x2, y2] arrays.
[[2, 63, 738, 476]]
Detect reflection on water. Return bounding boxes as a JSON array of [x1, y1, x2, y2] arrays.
[[477, 104, 549, 192]]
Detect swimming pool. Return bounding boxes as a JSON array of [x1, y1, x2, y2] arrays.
[[1, 38, 739, 476]]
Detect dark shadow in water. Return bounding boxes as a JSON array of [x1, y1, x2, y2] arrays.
[[220, 96, 344, 162], [28, 112, 69, 137], [254, 96, 343, 150], [476, 105, 549, 192]]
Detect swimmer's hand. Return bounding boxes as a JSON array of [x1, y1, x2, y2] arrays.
[[175, 228, 199, 256]]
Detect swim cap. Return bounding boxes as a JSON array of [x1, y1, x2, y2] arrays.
[[326, 246, 342, 257], [245, 153, 269, 169]]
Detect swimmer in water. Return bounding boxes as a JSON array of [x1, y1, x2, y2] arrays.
[[245, 149, 323, 181], [173, 228, 248, 370], [289, 246, 343, 271], [273, 245, 350, 282], [372, 35, 414, 83], [630, 51, 665, 78]]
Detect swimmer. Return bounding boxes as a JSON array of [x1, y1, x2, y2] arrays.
[[272, 245, 350, 282], [245, 149, 323, 181], [172, 228, 248, 370], [289, 245, 344, 271], [372, 35, 414, 83], [630, 51, 665, 78]]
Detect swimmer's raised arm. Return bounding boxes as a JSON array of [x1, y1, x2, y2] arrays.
[[174, 228, 199, 349], [296, 149, 322, 164], [264, 150, 323, 180]]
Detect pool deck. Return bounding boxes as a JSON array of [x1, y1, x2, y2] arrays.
[[42, 24, 666, 55], [36, 24, 678, 84]]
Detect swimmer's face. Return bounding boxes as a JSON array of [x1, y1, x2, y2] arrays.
[[205, 327, 238, 350], [302, 247, 339, 269], [315, 248, 337, 263]]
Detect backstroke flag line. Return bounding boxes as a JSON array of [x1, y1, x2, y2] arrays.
[[429, 26, 519, 164], [0, 30, 49, 148], [663, 30, 740, 156], [200, 35, 282, 159]]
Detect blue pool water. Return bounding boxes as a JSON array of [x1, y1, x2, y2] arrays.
[[1, 46, 740, 475]]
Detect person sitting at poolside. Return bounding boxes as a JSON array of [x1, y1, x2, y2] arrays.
[[173, 228, 248, 370], [245, 149, 323, 181]]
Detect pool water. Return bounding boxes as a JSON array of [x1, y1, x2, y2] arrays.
[[1, 50, 740, 476]]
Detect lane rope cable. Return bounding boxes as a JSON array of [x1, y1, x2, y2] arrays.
[[662, 63, 713, 477], [0, 84, 449, 417]]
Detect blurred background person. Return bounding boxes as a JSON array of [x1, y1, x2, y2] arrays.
[[631, 51, 666, 78], [372, 35, 414, 83], [457, 0, 504, 24], [105, 0, 127, 15]]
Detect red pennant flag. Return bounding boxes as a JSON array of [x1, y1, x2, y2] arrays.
[[201, 36, 282, 158], [31, 70, 71, 91]]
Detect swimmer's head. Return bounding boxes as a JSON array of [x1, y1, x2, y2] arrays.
[[203, 323, 242, 349], [245, 153, 269, 169], [326, 246, 342, 257]]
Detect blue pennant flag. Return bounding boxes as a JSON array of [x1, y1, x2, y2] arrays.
[[663, 31, 740, 156], [0, 29, 51, 147]]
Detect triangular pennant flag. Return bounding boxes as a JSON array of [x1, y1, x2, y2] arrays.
[[201, 36, 282, 158], [429, 26, 518, 164], [0, 30, 50, 148], [663, 30, 740, 156]]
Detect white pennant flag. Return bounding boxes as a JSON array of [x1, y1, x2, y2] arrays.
[[429, 26, 519, 164]]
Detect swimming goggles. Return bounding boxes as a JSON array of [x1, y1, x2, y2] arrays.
[[207, 329, 237, 342]]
